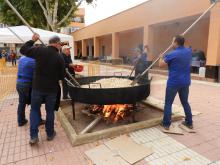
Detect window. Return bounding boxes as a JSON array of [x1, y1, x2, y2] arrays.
[[70, 27, 80, 33], [72, 17, 84, 23]]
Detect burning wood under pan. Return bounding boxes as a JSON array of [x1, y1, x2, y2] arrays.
[[80, 104, 138, 134]]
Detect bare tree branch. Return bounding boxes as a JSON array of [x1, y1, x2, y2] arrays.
[[45, 0, 50, 15], [57, 0, 83, 26], [44, 0, 53, 25], [37, 0, 54, 31], [53, 0, 59, 25]]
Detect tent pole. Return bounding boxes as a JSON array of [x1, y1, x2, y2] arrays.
[[6, 26, 25, 43]]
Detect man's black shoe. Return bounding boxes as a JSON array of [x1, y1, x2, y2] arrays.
[[29, 137, 39, 145], [47, 131, 56, 141], [181, 121, 193, 129], [18, 119, 28, 127]]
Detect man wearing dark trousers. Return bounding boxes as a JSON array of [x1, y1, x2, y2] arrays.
[[10, 50, 17, 66], [159, 35, 193, 130], [16, 56, 45, 126], [20, 34, 65, 145], [61, 45, 75, 100]]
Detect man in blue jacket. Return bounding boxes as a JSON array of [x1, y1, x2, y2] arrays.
[[17, 56, 45, 126], [159, 35, 193, 130]]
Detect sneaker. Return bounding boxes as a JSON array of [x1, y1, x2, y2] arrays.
[[29, 137, 39, 145], [160, 122, 170, 130], [39, 119, 46, 126], [47, 131, 56, 141], [18, 119, 28, 127], [181, 121, 193, 129]]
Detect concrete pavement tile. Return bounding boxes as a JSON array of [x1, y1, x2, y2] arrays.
[[6, 155, 14, 164], [0, 156, 7, 165], [208, 138, 220, 148], [19, 151, 26, 160], [170, 133, 205, 147], [191, 142, 217, 154], [13, 153, 20, 162], [203, 148, 220, 161], [215, 160, 220, 165]]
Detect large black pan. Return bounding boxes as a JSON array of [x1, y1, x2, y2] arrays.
[[68, 76, 150, 105]]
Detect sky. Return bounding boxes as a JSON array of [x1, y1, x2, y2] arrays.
[[81, 0, 149, 25]]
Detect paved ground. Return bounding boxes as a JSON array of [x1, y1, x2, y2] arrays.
[[0, 62, 220, 164]]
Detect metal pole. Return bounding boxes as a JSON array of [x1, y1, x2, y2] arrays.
[[65, 69, 81, 87], [64, 77, 76, 87], [4, 0, 45, 45], [80, 116, 102, 134], [7, 26, 25, 43], [131, 2, 218, 86]]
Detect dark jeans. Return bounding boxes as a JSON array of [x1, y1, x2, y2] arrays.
[[62, 80, 69, 98], [30, 90, 57, 138], [163, 86, 193, 127], [12, 59, 16, 66], [16, 83, 31, 125], [17, 83, 42, 125]]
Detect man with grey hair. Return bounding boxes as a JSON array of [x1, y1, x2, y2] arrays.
[[20, 34, 65, 145]]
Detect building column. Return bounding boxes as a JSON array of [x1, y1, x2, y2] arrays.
[[88, 39, 93, 59], [74, 41, 77, 57], [205, 4, 220, 79], [112, 32, 121, 65], [144, 25, 155, 62], [82, 39, 87, 57], [206, 4, 220, 66], [94, 37, 100, 58]]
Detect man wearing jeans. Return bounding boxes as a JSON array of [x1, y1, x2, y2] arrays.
[[159, 35, 193, 130], [17, 56, 35, 126], [16, 56, 45, 126], [20, 34, 65, 145]]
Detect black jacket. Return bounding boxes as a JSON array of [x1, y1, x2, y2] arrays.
[[20, 40, 65, 93], [62, 53, 75, 77]]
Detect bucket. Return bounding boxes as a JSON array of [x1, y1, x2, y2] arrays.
[[199, 67, 206, 77]]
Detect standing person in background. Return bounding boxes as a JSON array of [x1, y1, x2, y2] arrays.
[[61, 45, 75, 100], [16, 55, 45, 126], [159, 35, 193, 130], [10, 50, 17, 66], [134, 46, 148, 83], [20, 34, 65, 145], [1, 50, 8, 62], [142, 45, 149, 61]]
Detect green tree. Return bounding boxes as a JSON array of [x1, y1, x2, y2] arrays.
[[0, 0, 94, 31], [0, 0, 47, 29]]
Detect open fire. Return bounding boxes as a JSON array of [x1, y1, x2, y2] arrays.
[[89, 104, 134, 122]]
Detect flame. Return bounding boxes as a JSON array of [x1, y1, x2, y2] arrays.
[[91, 104, 133, 122]]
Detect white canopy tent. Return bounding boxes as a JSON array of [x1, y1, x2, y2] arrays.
[[0, 25, 74, 55]]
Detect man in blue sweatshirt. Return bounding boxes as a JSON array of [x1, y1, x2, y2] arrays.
[[159, 35, 193, 130], [17, 56, 44, 126]]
